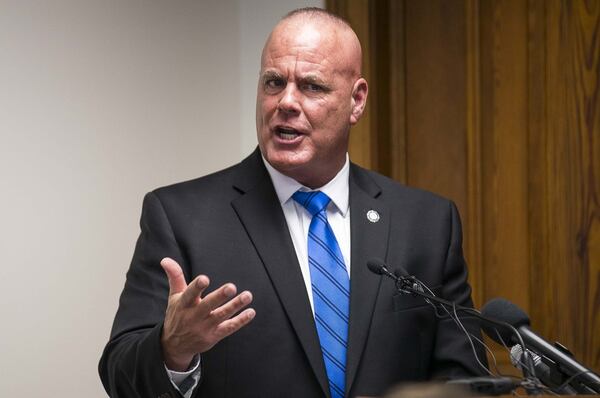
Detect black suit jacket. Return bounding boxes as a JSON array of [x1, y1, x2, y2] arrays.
[[99, 148, 486, 398]]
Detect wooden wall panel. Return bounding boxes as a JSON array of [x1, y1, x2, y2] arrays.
[[466, 0, 484, 306], [388, 0, 407, 182], [478, 0, 531, 371], [528, 0, 600, 370], [328, 0, 600, 373], [479, 0, 530, 309], [404, 0, 468, 211]]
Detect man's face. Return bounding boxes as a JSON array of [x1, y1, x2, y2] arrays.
[[256, 19, 367, 188]]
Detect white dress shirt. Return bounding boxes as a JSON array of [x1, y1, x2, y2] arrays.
[[166, 155, 352, 395], [262, 155, 352, 311]]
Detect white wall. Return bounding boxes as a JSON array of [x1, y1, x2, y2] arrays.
[[0, 0, 321, 396]]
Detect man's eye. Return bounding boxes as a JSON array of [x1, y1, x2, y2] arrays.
[[265, 79, 285, 89], [304, 83, 323, 92]]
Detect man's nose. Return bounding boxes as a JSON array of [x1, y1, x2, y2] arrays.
[[277, 84, 301, 115]]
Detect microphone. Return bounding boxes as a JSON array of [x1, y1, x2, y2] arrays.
[[510, 345, 577, 395], [481, 298, 600, 394], [510, 344, 541, 371], [367, 259, 547, 395], [366, 258, 424, 295], [366, 258, 393, 277]]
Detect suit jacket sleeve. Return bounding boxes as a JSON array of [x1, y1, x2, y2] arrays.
[[99, 191, 193, 398], [429, 200, 487, 379]]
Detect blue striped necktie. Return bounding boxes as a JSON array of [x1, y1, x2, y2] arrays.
[[292, 190, 349, 398]]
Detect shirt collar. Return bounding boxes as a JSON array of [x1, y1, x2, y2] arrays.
[[262, 154, 350, 217]]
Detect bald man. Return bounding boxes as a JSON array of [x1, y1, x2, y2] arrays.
[[99, 8, 486, 398]]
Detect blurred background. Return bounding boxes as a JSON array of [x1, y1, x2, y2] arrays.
[[0, 0, 321, 396], [0, 0, 598, 397]]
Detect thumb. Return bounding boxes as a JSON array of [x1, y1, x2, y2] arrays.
[[160, 257, 188, 296]]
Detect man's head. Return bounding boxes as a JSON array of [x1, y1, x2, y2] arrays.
[[256, 8, 368, 188]]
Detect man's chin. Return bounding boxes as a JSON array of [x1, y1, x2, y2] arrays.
[[264, 150, 312, 172], [269, 159, 308, 176], [265, 156, 314, 181]]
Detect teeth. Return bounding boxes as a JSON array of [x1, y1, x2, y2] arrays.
[[277, 127, 299, 140], [280, 132, 298, 140]]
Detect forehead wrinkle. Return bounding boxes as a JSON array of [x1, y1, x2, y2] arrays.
[[263, 50, 331, 77]]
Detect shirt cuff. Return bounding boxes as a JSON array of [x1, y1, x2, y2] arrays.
[[164, 355, 201, 398]]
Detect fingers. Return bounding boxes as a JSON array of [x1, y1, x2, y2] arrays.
[[198, 283, 239, 315], [215, 308, 256, 339], [160, 257, 187, 296], [160, 257, 255, 334], [209, 291, 253, 323], [180, 274, 210, 307]]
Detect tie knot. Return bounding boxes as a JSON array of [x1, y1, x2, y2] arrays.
[[292, 190, 331, 216]]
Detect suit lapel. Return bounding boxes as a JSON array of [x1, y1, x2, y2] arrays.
[[346, 166, 390, 394], [230, 150, 329, 397]]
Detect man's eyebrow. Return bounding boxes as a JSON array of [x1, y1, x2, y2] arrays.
[[261, 70, 284, 81], [300, 75, 331, 90], [301, 75, 327, 85]]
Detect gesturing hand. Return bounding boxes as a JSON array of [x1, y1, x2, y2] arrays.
[[159, 257, 256, 371]]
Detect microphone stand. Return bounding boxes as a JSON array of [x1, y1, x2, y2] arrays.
[[377, 265, 543, 395]]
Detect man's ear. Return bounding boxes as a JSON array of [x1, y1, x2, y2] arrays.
[[350, 78, 368, 125]]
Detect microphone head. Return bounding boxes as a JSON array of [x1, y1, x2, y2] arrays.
[[510, 344, 541, 369], [367, 258, 387, 275], [510, 344, 523, 368], [481, 298, 531, 345], [393, 265, 411, 278]]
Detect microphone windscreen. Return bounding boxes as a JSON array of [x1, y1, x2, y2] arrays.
[[480, 298, 531, 345], [367, 258, 386, 275], [393, 265, 411, 278]]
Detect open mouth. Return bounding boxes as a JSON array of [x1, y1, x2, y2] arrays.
[[275, 126, 302, 141]]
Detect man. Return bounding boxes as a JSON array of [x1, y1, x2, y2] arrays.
[[99, 8, 486, 398]]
